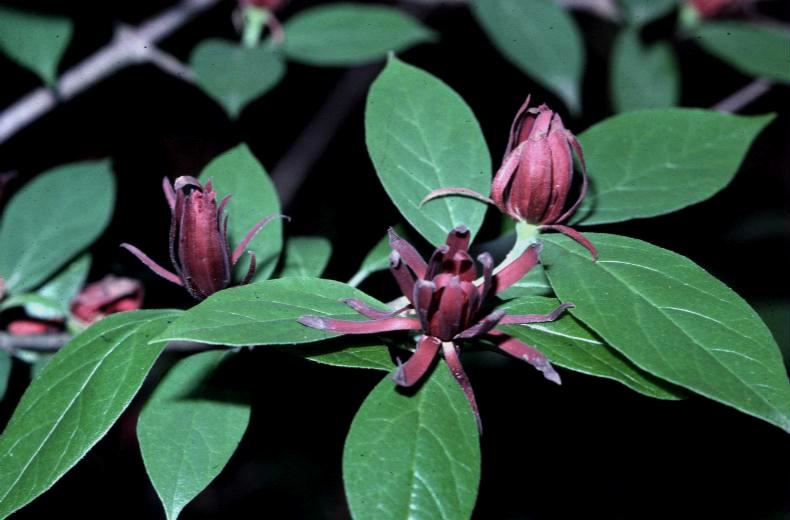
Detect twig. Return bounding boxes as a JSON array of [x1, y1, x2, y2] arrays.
[[0, 332, 215, 354], [0, 0, 217, 145], [711, 78, 773, 113]]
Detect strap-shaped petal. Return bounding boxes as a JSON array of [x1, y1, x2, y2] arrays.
[[489, 330, 561, 385], [297, 316, 421, 334], [393, 335, 441, 387], [442, 341, 482, 434], [388, 227, 427, 278], [498, 302, 574, 325], [493, 242, 541, 294]]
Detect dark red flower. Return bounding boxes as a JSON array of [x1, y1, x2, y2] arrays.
[[70, 275, 144, 325], [122, 176, 277, 300], [298, 226, 572, 431], [422, 96, 597, 258], [689, 0, 755, 17]]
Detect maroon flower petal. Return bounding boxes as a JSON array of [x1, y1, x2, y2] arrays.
[[341, 298, 410, 320], [489, 330, 561, 385], [424, 245, 449, 280], [432, 277, 466, 340], [389, 252, 417, 305], [540, 225, 598, 260], [554, 132, 589, 225], [477, 252, 494, 300], [442, 341, 482, 434], [162, 177, 176, 211], [445, 225, 471, 255], [393, 335, 441, 387], [504, 94, 532, 157], [493, 242, 541, 294], [499, 302, 574, 325], [454, 309, 506, 339], [490, 141, 527, 214], [413, 280, 436, 331], [388, 228, 427, 278], [231, 214, 283, 266], [240, 251, 257, 285], [120, 243, 183, 286], [420, 187, 494, 207], [297, 316, 421, 334]]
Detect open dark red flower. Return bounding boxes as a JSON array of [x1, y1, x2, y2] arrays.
[[122, 176, 277, 300], [71, 275, 144, 325], [422, 96, 597, 259], [298, 226, 572, 431]]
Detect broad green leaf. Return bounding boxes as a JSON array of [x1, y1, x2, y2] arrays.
[[26, 254, 91, 320], [0, 161, 115, 294], [541, 233, 790, 431], [191, 39, 285, 118], [138, 350, 250, 520], [153, 277, 389, 347], [573, 109, 773, 225], [497, 264, 552, 298], [283, 3, 436, 66], [344, 361, 480, 520], [0, 7, 72, 85], [0, 293, 61, 313], [693, 22, 790, 82], [618, 0, 677, 25], [199, 144, 282, 281], [498, 296, 683, 399], [0, 351, 10, 401], [279, 236, 331, 278], [300, 340, 393, 371], [611, 28, 679, 112], [471, 0, 584, 113], [366, 57, 490, 246], [0, 310, 180, 518]]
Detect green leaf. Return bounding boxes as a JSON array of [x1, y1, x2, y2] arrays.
[[0, 161, 115, 294], [0, 351, 10, 401], [279, 236, 331, 278], [470, 0, 584, 113], [283, 3, 436, 66], [300, 340, 393, 371], [498, 296, 684, 399], [0, 293, 62, 313], [574, 109, 773, 225], [0, 310, 180, 518], [138, 350, 250, 520], [693, 22, 790, 82], [497, 264, 552, 298], [191, 39, 285, 118], [611, 28, 679, 112], [153, 277, 389, 347], [541, 233, 790, 431], [26, 254, 91, 320], [199, 144, 282, 281], [366, 57, 490, 246], [617, 0, 677, 25], [343, 361, 480, 520], [0, 7, 72, 85]]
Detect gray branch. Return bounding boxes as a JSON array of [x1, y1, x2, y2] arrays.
[[712, 79, 773, 113], [0, 0, 217, 145], [0, 331, 214, 354]]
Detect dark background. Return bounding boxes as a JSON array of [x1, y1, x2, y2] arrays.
[[1, 0, 789, 518]]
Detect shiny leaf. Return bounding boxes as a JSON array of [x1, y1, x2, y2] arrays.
[[344, 361, 480, 520], [611, 28, 679, 112], [366, 57, 490, 246], [279, 236, 331, 278], [26, 254, 91, 320], [541, 233, 790, 432]]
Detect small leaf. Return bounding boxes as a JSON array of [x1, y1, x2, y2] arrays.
[[279, 236, 331, 278], [573, 109, 773, 225], [693, 22, 790, 82], [0, 310, 181, 518], [343, 361, 480, 520], [541, 233, 790, 432], [283, 3, 436, 66], [191, 39, 285, 118], [0, 7, 73, 85], [498, 296, 684, 399], [26, 254, 91, 320], [0, 161, 115, 294], [617, 0, 677, 25], [138, 350, 250, 520], [199, 144, 282, 281], [496, 264, 552, 299], [470, 0, 584, 113], [153, 278, 389, 347], [610, 28, 679, 112], [300, 340, 393, 371], [0, 351, 10, 401], [366, 57, 490, 246]]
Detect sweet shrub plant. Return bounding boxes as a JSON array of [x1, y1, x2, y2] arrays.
[[0, 0, 788, 518]]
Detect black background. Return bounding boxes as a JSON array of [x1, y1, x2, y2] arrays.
[[1, 0, 789, 518]]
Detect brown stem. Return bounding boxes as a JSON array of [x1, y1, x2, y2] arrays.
[[0, 332, 216, 354]]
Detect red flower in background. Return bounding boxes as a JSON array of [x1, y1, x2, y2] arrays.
[[122, 176, 278, 301], [423, 96, 597, 258], [71, 275, 144, 326], [299, 226, 572, 431]]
